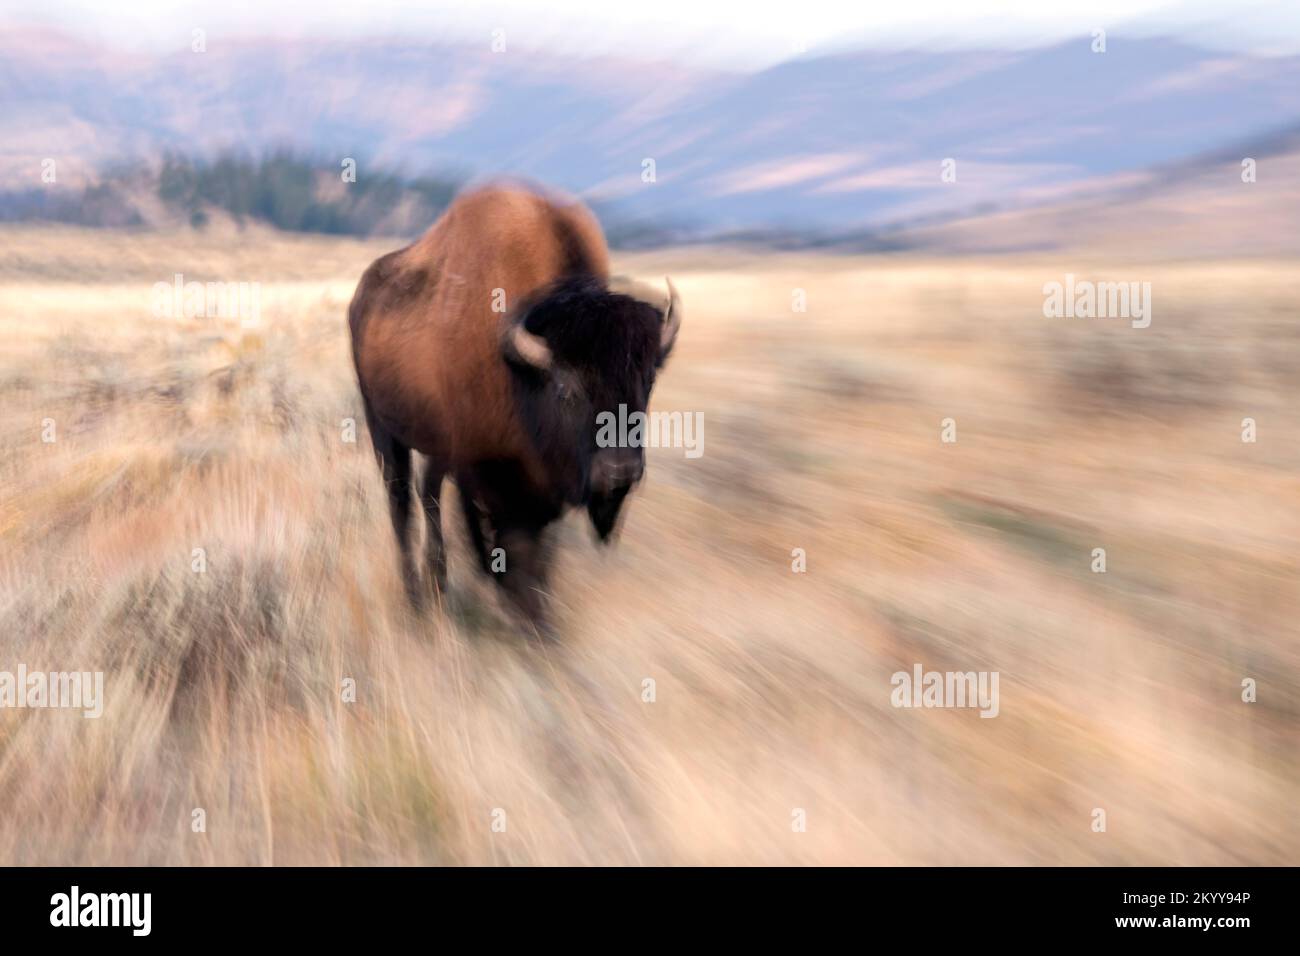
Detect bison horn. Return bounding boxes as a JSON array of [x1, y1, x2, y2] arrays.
[[507, 322, 553, 370], [660, 276, 682, 357]]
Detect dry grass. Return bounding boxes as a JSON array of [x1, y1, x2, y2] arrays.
[[0, 225, 1296, 864]]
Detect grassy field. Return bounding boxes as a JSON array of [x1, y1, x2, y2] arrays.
[[0, 225, 1296, 864]]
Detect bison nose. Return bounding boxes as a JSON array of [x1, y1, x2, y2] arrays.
[[592, 450, 644, 493]]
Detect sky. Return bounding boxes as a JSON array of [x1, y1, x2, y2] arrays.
[[4, 0, 1300, 67]]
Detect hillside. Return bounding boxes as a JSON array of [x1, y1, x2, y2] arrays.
[[897, 132, 1300, 257], [3, 26, 1299, 235]]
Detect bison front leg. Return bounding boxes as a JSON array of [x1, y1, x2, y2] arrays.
[[419, 456, 449, 600], [365, 404, 422, 608], [494, 525, 556, 639], [455, 473, 495, 575]]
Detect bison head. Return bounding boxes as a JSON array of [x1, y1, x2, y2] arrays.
[[502, 275, 682, 539]]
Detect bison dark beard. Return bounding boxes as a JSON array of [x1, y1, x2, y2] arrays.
[[587, 484, 631, 543]]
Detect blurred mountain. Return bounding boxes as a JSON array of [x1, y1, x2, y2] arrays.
[[2, 26, 1299, 237], [895, 126, 1300, 257]]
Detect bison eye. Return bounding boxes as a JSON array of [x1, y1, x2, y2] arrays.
[[555, 381, 572, 402]]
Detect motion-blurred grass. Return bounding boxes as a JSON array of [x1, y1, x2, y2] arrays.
[[0, 226, 1295, 864]]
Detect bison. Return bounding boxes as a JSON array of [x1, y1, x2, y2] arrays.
[[348, 184, 681, 633]]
